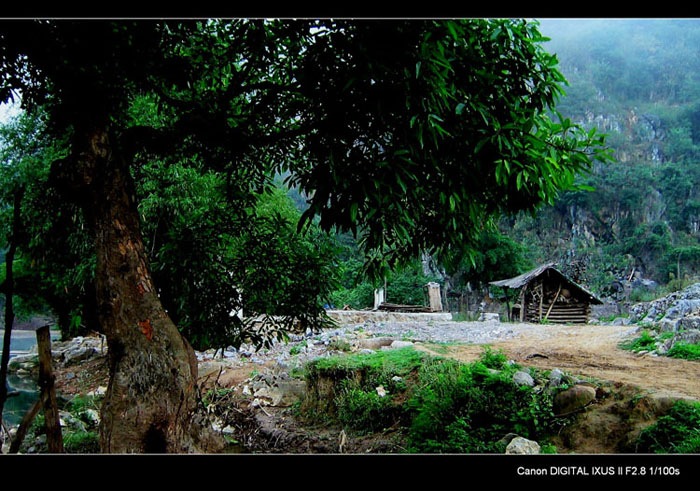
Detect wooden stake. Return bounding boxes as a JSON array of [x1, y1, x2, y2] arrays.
[[8, 398, 42, 454], [36, 325, 63, 453], [544, 283, 563, 321]]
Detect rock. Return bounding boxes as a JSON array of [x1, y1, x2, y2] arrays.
[[553, 385, 596, 416], [87, 386, 107, 397], [548, 368, 565, 387], [357, 337, 395, 350], [505, 436, 540, 454], [63, 346, 96, 365], [376, 386, 387, 397], [8, 353, 38, 370], [513, 370, 535, 387], [496, 433, 520, 448], [478, 313, 500, 322], [678, 317, 700, 330], [389, 340, 414, 349], [59, 411, 87, 433], [358, 349, 376, 355], [83, 409, 100, 426]]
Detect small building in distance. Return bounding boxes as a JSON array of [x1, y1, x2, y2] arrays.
[[489, 263, 603, 324]]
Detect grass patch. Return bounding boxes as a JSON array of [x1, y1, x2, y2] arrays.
[[404, 353, 556, 453], [666, 342, 700, 360], [619, 330, 658, 352], [63, 431, 100, 453], [635, 400, 700, 453], [301, 346, 560, 453]]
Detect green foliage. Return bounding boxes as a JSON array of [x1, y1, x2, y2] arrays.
[[441, 227, 533, 291], [287, 19, 611, 283], [479, 346, 509, 370], [619, 330, 658, 353], [1, 19, 610, 352], [406, 355, 557, 453], [635, 400, 700, 453], [63, 431, 100, 454], [304, 347, 559, 453], [330, 258, 440, 309], [666, 342, 700, 361], [334, 385, 398, 434]]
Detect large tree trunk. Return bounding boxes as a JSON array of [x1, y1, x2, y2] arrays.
[[67, 126, 224, 453]]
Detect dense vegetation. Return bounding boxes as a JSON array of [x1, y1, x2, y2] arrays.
[[635, 400, 700, 453], [301, 347, 567, 453], [0, 19, 610, 451], [502, 19, 700, 296]]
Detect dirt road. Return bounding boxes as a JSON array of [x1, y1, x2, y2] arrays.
[[417, 323, 700, 401]]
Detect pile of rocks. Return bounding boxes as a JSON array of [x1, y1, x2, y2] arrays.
[[630, 282, 700, 332], [8, 334, 106, 376]]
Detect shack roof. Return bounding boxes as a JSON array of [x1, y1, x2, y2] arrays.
[[489, 263, 603, 305]]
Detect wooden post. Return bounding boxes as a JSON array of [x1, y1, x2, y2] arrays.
[[425, 282, 442, 312], [36, 325, 63, 453], [519, 284, 527, 322], [544, 283, 563, 321], [504, 287, 511, 322], [8, 398, 42, 453]]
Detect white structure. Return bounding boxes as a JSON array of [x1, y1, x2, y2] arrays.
[[373, 287, 385, 310]]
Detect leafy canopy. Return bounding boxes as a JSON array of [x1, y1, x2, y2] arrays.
[[0, 19, 612, 339]]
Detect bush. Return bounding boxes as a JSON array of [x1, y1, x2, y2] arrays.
[[303, 346, 559, 453], [405, 352, 555, 453], [335, 385, 399, 434], [635, 400, 700, 453]]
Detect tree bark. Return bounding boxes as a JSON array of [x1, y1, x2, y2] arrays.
[[66, 126, 224, 453]]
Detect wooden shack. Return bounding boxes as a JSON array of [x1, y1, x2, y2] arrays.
[[489, 263, 602, 324]]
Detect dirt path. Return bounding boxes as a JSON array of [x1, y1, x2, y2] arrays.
[[417, 324, 700, 401]]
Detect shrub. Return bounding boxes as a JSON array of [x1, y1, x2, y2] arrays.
[[335, 385, 399, 433], [635, 400, 700, 453], [405, 353, 556, 453]]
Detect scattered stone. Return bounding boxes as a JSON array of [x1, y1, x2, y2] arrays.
[[513, 370, 535, 387], [87, 386, 107, 397], [357, 337, 395, 350], [376, 386, 387, 398], [478, 313, 500, 322], [505, 436, 540, 454], [389, 340, 414, 349], [496, 433, 519, 448], [548, 368, 565, 387]]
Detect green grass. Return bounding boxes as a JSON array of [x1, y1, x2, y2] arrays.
[[619, 330, 658, 352], [666, 342, 700, 360], [302, 346, 561, 453], [635, 400, 700, 453], [620, 330, 700, 360], [63, 431, 100, 453]]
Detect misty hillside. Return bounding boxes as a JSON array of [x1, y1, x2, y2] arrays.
[[503, 19, 700, 299]]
